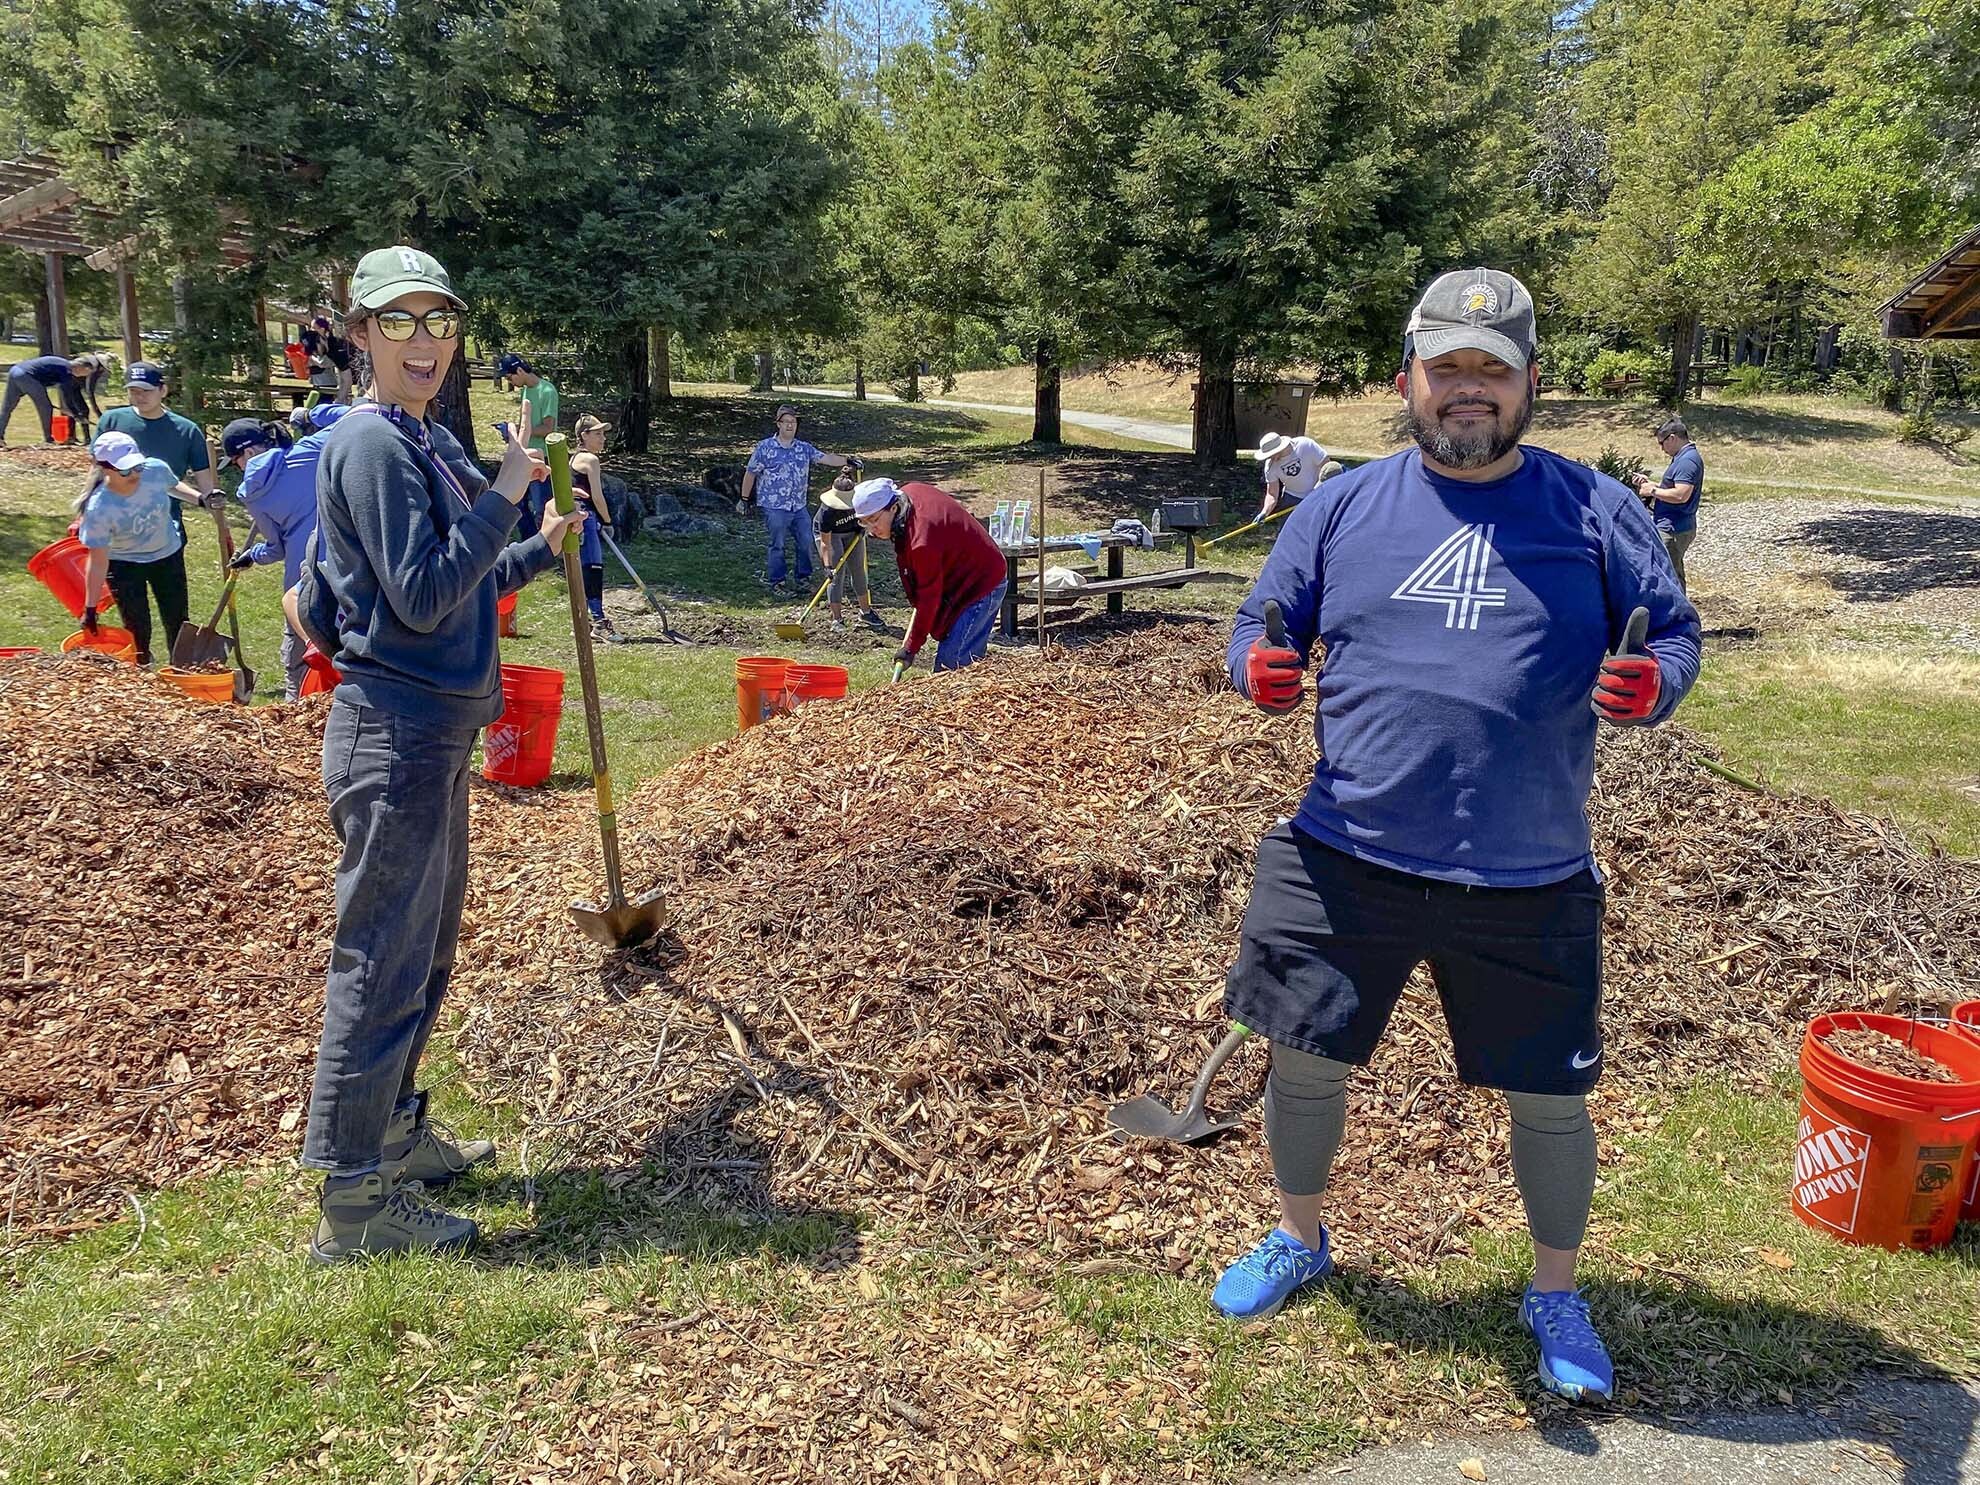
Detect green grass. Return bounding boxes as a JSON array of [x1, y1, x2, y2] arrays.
[[4, 1080, 1974, 1481], [1683, 643, 1980, 857]]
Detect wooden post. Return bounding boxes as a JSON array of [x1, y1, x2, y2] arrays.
[[253, 296, 269, 379], [43, 253, 68, 357], [117, 266, 141, 366], [648, 325, 671, 402], [1036, 467, 1047, 651]]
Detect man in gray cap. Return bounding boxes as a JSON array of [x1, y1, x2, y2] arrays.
[[1212, 267, 1701, 1406]]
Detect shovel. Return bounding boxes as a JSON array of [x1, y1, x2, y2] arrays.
[[1198, 504, 1294, 553], [596, 522, 688, 643], [204, 495, 257, 701], [1108, 1023, 1254, 1144], [170, 574, 239, 670], [546, 435, 670, 950], [774, 536, 861, 640]]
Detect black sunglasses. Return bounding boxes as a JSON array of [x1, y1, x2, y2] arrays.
[[372, 308, 462, 342]]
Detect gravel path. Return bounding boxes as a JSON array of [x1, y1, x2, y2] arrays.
[[1691, 498, 1980, 653]]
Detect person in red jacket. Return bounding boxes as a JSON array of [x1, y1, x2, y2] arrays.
[[853, 477, 1007, 678]]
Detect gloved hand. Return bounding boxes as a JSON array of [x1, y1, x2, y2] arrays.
[[228, 550, 256, 571], [1591, 607, 1661, 724], [846, 455, 865, 471], [81, 605, 99, 636], [200, 491, 227, 512], [734, 500, 748, 517], [891, 646, 914, 683], [1244, 600, 1304, 714]]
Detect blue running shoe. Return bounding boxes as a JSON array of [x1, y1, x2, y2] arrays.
[[1212, 1227, 1333, 1320], [1521, 1286, 1614, 1401]]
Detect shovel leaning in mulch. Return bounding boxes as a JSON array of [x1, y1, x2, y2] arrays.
[[170, 575, 239, 671]]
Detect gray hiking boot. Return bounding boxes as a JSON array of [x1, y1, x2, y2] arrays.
[[381, 1090, 496, 1188], [308, 1171, 478, 1264]]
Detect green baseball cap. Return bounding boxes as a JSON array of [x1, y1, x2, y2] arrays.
[[349, 245, 467, 313]]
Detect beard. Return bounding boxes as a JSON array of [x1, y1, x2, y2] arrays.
[[1401, 383, 1534, 470]]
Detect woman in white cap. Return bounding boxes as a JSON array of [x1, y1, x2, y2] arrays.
[[570, 413, 618, 640], [1250, 431, 1335, 523], [298, 244, 584, 1265], [73, 430, 223, 663]]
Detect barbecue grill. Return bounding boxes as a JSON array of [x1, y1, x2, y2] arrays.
[[1157, 498, 1222, 566]]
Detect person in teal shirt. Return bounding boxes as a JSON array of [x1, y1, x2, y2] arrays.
[[75, 430, 223, 665], [496, 353, 558, 537], [95, 361, 226, 562]]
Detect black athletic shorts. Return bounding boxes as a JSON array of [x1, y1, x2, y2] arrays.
[[1224, 821, 1606, 1095]]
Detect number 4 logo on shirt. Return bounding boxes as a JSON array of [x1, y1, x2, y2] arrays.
[[1391, 523, 1507, 630]]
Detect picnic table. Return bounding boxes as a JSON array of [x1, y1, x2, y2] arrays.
[[994, 529, 1230, 637]]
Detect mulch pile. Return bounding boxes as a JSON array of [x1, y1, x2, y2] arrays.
[[0, 445, 94, 476], [453, 624, 1980, 1274]]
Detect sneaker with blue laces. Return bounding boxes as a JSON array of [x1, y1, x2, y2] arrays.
[[1520, 1286, 1614, 1401], [1211, 1226, 1333, 1319]]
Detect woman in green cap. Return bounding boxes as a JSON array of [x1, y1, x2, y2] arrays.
[[299, 245, 587, 1264]]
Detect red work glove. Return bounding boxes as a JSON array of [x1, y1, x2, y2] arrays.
[[1591, 606, 1660, 724], [1245, 599, 1305, 715]]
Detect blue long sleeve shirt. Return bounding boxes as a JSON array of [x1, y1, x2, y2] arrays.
[[1227, 446, 1701, 887], [238, 434, 329, 588], [316, 408, 557, 729]]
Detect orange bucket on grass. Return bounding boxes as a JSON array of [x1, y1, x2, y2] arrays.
[[0, 646, 41, 661], [735, 656, 790, 732], [1793, 1011, 1980, 1250], [1954, 1001, 1980, 1223], [298, 644, 340, 699], [158, 666, 235, 704], [29, 537, 115, 619], [497, 590, 519, 639], [50, 412, 73, 444], [784, 663, 850, 709], [482, 662, 565, 787], [61, 626, 137, 663]]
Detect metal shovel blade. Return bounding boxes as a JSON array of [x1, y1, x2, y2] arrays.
[[1106, 1023, 1253, 1146], [231, 657, 257, 704], [773, 620, 806, 640], [570, 886, 671, 949], [170, 621, 232, 670]]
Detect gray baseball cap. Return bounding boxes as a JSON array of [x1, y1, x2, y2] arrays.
[[1404, 267, 1536, 371], [349, 245, 466, 313]]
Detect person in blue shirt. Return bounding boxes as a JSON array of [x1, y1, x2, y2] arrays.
[[1212, 269, 1701, 1406], [73, 430, 225, 664], [0, 353, 107, 443], [96, 361, 223, 559], [1628, 417, 1704, 589], [219, 411, 348, 698], [740, 404, 861, 596]]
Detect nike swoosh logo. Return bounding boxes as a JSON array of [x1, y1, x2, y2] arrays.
[[1570, 1050, 1601, 1069]]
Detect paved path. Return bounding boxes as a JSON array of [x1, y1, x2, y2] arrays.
[[1283, 1376, 1980, 1485], [786, 385, 1201, 450]]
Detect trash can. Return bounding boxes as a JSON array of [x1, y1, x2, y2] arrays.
[[1190, 379, 1315, 454]]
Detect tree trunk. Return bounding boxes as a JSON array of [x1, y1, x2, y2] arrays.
[[853, 352, 866, 401], [619, 328, 653, 453], [1668, 311, 1697, 407], [1193, 337, 1238, 464], [905, 364, 919, 401], [1032, 335, 1062, 445], [435, 354, 477, 458], [32, 289, 51, 355], [752, 348, 774, 393], [649, 325, 671, 403]]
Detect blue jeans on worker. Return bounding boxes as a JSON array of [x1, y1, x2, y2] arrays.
[[764, 504, 815, 587], [935, 582, 1007, 671], [302, 700, 477, 1176]]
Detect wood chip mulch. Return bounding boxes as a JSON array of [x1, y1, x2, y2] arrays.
[[1821, 1026, 1964, 1084]]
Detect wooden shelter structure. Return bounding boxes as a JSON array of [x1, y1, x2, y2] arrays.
[[1880, 226, 1980, 341], [0, 152, 265, 363]]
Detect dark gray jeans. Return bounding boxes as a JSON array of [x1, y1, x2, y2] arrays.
[[302, 700, 477, 1175], [0, 370, 54, 441]]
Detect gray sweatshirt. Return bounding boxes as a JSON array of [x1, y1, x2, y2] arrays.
[[316, 408, 556, 730]]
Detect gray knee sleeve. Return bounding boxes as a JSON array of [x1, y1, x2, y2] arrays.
[[1262, 1043, 1352, 1196], [1506, 1091, 1597, 1251]]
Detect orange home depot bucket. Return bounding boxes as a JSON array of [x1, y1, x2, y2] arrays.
[[157, 666, 235, 704], [735, 656, 791, 732], [61, 626, 137, 663], [283, 343, 311, 379], [482, 662, 565, 787], [0, 646, 41, 661], [50, 412, 73, 444], [1954, 1002, 1980, 1223], [29, 537, 115, 619], [497, 590, 519, 639], [1794, 1012, 1980, 1250], [784, 663, 850, 709]]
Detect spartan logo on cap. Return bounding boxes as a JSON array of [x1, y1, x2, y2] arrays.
[[1793, 1109, 1871, 1235], [1460, 282, 1500, 319], [398, 248, 424, 274]]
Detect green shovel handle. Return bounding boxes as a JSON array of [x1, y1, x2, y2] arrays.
[[546, 435, 578, 554]]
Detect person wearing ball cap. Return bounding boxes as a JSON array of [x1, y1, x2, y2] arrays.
[[1212, 267, 1700, 1405], [71, 429, 222, 666], [299, 244, 587, 1267], [1248, 430, 1341, 523], [853, 475, 1006, 677]]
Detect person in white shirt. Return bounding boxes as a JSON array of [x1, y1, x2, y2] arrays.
[[1250, 432, 1339, 522]]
